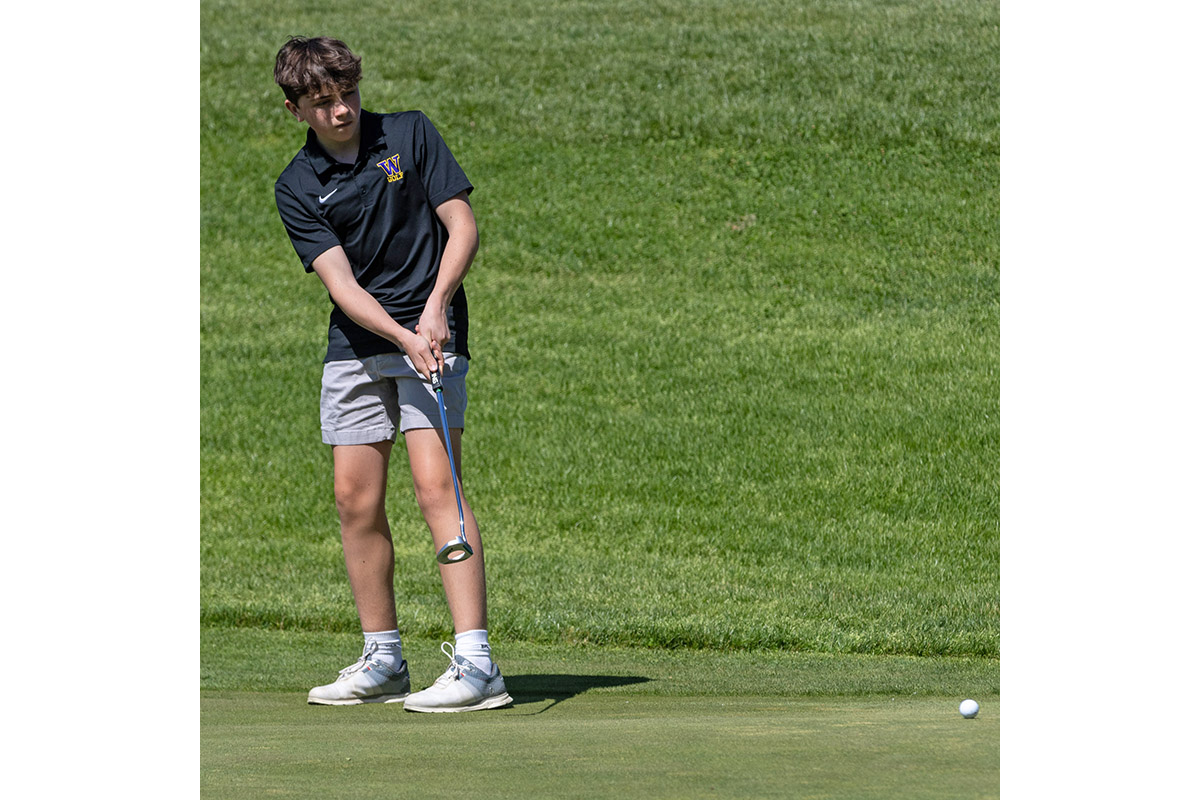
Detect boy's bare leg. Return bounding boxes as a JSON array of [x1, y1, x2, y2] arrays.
[[331, 441, 398, 633], [401, 427, 512, 713], [404, 427, 487, 632]]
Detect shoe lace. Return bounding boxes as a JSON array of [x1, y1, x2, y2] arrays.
[[337, 640, 379, 679], [435, 641, 465, 685]]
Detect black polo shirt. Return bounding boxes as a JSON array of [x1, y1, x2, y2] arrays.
[[275, 110, 473, 362]]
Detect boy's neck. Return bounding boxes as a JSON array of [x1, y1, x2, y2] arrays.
[[317, 131, 360, 164]]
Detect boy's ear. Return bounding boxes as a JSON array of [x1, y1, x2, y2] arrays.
[[284, 99, 302, 120]]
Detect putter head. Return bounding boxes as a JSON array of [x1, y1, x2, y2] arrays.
[[436, 536, 474, 564]]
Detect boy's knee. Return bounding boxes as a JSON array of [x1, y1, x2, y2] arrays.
[[411, 474, 457, 515], [333, 479, 384, 525]]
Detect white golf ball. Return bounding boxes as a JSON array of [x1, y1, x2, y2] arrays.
[[959, 699, 980, 718]]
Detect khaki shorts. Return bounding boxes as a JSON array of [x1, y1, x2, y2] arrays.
[[319, 353, 467, 445]]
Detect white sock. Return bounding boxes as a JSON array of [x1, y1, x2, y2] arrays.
[[364, 630, 403, 668], [454, 629, 493, 673]]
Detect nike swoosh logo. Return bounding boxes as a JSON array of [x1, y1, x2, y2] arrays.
[[318, 189, 338, 203]]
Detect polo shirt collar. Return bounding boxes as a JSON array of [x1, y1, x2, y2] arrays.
[[358, 111, 387, 155], [303, 110, 387, 179]]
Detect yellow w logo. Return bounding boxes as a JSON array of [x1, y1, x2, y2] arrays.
[[376, 154, 404, 183]]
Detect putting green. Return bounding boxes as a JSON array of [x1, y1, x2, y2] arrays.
[[202, 634, 998, 799], [202, 691, 997, 799]]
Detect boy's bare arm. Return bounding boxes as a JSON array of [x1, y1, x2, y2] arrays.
[[417, 192, 479, 353], [311, 245, 442, 378]]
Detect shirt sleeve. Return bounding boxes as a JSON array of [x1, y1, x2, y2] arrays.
[[413, 112, 474, 208], [274, 181, 342, 272]]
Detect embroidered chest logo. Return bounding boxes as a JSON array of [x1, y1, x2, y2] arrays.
[[376, 154, 405, 183]]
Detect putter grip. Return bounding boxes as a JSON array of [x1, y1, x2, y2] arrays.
[[430, 370, 444, 391]]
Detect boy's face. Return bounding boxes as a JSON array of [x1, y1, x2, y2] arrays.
[[285, 85, 361, 149]]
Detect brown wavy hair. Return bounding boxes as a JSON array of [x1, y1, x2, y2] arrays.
[[274, 36, 363, 103]]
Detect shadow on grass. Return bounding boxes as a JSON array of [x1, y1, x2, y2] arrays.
[[504, 674, 652, 714]]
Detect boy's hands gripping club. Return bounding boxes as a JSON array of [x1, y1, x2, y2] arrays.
[[402, 323, 443, 381]]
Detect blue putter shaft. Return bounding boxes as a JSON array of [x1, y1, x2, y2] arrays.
[[431, 369, 473, 564]]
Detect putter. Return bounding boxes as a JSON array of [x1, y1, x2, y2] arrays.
[[431, 367, 474, 564]]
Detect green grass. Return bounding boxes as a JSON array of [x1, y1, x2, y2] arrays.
[[202, 628, 998, 697], [202, 0, 998, 657], [202, 630, 998, 799], [202, 0, 997, 793], [203, 693, 997, 799]]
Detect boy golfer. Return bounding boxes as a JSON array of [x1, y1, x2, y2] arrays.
[[273, 35, 510, 712]]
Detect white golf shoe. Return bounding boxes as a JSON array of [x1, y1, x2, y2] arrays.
[[404, 642, 513, 713], [307, 641, 411, 705]]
